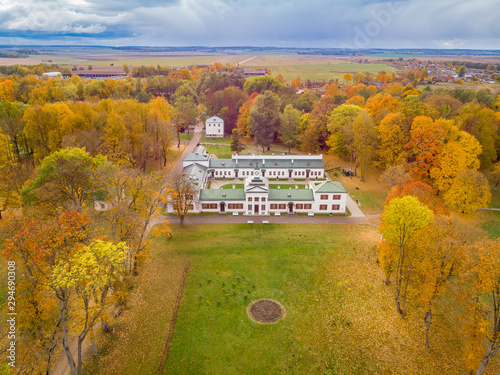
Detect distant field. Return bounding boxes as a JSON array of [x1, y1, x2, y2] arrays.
[[258, 62, 394, 82], [94, 55, 227, 67]]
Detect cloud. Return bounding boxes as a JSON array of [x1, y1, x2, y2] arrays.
[[0, 0, 498, 48]]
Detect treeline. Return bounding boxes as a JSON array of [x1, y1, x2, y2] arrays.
[[447, 60, 500, 71], [0, 63, 72, 77]]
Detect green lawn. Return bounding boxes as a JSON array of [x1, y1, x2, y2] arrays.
[[491, 186, 500, 208], [179, 132, 194, 142], [480, 210, 500, 238], [207, 145, 233, 159], [220, 184, 307, 190], [200, 135, 231, 144], [83, 223, 500, 375], [220, 184, 244, 189], [164, 224, 381, 374], [347, 187, 386, 214]]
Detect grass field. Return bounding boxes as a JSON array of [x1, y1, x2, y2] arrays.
[[258, 63, 395, 82], [220, 183, 307, 190], [83, 223, 500, 374], [179, 132, 194, 142], [207, 145, 233, 159], [480, 210, 500, 238], [199, 135, 231, 144], [490, 186, 500, 208]]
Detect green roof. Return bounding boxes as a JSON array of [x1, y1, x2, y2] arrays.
[[311, 181, 347, 194], [199, 189, 245, 201], [268, 189, 314, 201]]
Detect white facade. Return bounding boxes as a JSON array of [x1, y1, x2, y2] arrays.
[[205, 116, 224, 137]]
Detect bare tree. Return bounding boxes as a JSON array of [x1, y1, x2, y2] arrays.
[[166, 171, 197, 226]]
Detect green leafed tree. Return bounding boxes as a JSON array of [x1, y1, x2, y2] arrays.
[[248, 90, 281, 152], [230, 128, 245, 153], [0, 100, 28, 163], [22, 147, 110, 213], [279, 104, 300, 153]]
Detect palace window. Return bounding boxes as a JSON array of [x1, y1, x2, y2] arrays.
[[333, 195, 341, 200], [320, 205, 327, 210], [296, 204, 303, 209], [270, 204, 277, 209], [332, 204, 340, 210], [320, 195, 328, 200], [304, 204, 312, 209]]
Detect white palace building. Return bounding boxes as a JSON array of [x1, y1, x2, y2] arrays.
[[167, 146, 349, 216]]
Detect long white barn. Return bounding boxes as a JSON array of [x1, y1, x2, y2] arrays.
[[169, 147, 348, 216]]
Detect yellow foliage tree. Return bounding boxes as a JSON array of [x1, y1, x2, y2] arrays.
[[443, 169, 491, 214]]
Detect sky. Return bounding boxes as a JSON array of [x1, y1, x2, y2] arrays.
[[0, 0, 499, 49]]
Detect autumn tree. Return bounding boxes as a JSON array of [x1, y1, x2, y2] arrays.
[[378, 165, 411, 191], [430, 131, 482, 193], [407, 218, 479, 348], [219, 86, 248, 134], [309, 96, 338, 149], [166, 170, 198, 226], [458, 239, 500, 375], [0, 100, 28, 163], [443, 169, 491, 214], [146, 96, 173, 169], [298, 124, 320, 154], [406, 117, 455, 183], [352, 111, 377, 182], [248, 90, 281, 152], [327, 104, 363, 172], [279, 104, 300, 153], [490, 162, 500, 190], [23, 103, 73, 160], [376, 112, 409, 167], [97, 168, 169, 273], [386, 179, 448, 215], [379, 195, 434, 317], [456, 102, 499, 169], [0, 156, 33, 219], [22, 147, 109, 213], [3, 212, 93, 374], [52, 240, 127, 375], [291, 75, 302, 89], [236, 92, 259, 137]]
